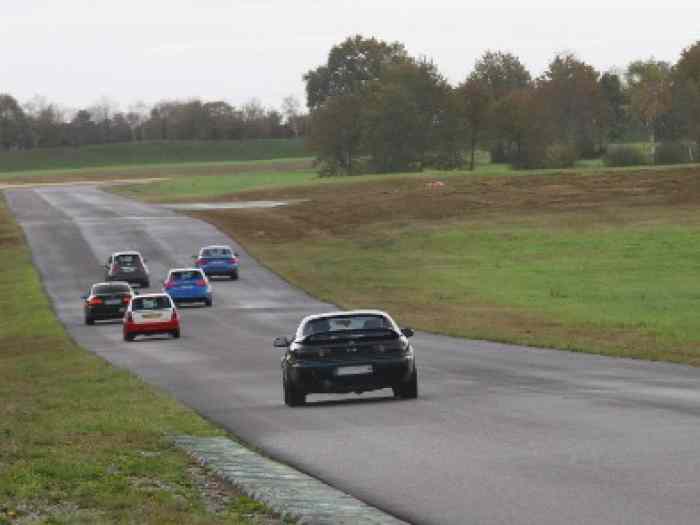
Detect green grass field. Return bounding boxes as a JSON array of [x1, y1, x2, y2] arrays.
[[0, 198, 276, 524], [0, 138, 307, 173], [169, 165, 700, 365]]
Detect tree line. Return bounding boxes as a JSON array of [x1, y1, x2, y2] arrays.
[[305, 35, 700, 174], [0, 95, 308, 150]]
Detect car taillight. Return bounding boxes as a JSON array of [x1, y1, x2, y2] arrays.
[[171, 310, 178, 321], [88, 297, 103, 306], [111, 264, 120, 273], [229, 258, 238, 264], [164, 280, 175, 289], [122, 295, 131, 304], [195, 258, 204, 266], [195, 279, 206, 286], [126, 312, 133, 323]]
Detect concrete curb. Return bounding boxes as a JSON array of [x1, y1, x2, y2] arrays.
[[173, 435, 408, 525]]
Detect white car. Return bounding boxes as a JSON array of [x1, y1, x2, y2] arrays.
[[123, 293, 180, 341]]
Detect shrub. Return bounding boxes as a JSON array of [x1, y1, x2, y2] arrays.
[[543, 143, 578, 169], [603, 144, 651, 167], [654, 142, 694, 165]]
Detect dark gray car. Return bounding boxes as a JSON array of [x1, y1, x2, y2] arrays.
[[105, 251, 150, 288]]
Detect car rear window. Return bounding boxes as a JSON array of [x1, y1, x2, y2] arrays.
[[303, 315, 393, 336], [116, 254, 141, 266], [202, 248, 232, 258], [171, 270, 204, 281], [132, 296, 172, 311], [94, 284, 130, 295]]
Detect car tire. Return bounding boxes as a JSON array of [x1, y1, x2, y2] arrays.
[[142, 280, 150, 288], [393, 368, 418, 399], [85, 316, 95, 325], [205, 297, 213, 307], [230, 270, 239, 281], [172, 329, 181, 339], [283, 374, 305, 407], [123, 332, 135, 342]]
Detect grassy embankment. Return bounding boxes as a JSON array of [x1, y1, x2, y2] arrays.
[[0, 198, 278, 523], [124, 163, 700, 366], [0, 138, 308, 173]]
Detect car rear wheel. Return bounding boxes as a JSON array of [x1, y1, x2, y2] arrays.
[[283, 374, 306, 407], [141, 280, 150, 288], [172, 329, 181, 339], [123, 332, 135, 342], [205, 297, 213, 307], [393, 368, 418, 399], [230, 270, 239, 281], [85, 316, 95, 326]]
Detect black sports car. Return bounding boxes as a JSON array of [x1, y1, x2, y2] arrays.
[[275, 310, 418, 406], [82, 281, 134, 325]]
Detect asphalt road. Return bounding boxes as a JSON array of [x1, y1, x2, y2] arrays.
[[7, 186, 700, 525]]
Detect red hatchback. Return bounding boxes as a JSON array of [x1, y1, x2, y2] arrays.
[[123, 293, 180, 341]]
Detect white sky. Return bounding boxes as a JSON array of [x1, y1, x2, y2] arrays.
[[2, 1, 699, 113]]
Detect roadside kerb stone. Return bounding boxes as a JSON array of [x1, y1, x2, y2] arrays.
[[173, 435, 408, 525]]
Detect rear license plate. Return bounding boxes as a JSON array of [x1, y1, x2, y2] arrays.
[[105, 299, 121, 305], [142, 313, 161, 319], [122, 267, 135, 272], [336, 365, 373, 376]]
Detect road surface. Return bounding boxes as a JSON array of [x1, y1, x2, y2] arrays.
[[7, 186, 700, 525]]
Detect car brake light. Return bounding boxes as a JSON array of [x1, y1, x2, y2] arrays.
[[111, 264, 120, 273], [164, 280, 175, 289], [122, 295, 131, 304], [126, 312, 133, 323], [195, 279, 206, 286], [229, 258, 238, 264], [195, 258, 204, 266], [171, 310, 178, 321], [88, 297, 103, 306]]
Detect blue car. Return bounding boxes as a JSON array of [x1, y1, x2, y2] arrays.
[[163, 268, 213, 306], [194, 245, 240, 280]]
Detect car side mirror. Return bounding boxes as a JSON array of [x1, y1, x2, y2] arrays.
[[273, 336, 291, 348], [401, 327, 415, 338]]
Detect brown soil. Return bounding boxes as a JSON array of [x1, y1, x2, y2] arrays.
[[190, 167, 700, 244]]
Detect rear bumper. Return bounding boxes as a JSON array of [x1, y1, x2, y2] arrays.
[[201, 264, 238, 276], [166, 289, 211, 302], [124, 320, 179, 335], [285, 356, 414, 394], [109, 273, 148, 285], [86, 305, 127, 319]]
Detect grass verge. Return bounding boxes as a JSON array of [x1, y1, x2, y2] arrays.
[[180, 166, 700, 365], [0, 197, 279, 524]]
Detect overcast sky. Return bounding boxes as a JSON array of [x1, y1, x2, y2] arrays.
[[2, 1, 699, 113]]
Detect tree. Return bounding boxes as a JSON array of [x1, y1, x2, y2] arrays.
[[362, 60, 449, 172], [304, 35, 409, 109], [281, 95, 303, 136], [599, 72, 628, 143], [491, 87, 534, 166], [626, 59, 672, 146], [457, 76, 491, 170], [0, 94, 31, 149], [672, 41, 700, 145], [307, 94, 364, 175], [468, 51, 531, 162]]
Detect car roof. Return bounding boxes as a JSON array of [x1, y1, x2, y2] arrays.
[[113, 251, 142, 256], [133, 293, 172, 300], [92, 281, 130, 287], [300, 310, 393, 324], [200, 245, 232, 250], [168, 267, 204, 273]]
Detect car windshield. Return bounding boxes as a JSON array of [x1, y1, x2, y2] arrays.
[[116, 254, 141, 266], [202, 248, 232, 258], [171, 270, 203, 281], [302, 315, 395, 340], [132, 296, 172, 311], [94, 284, 130, 295]]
